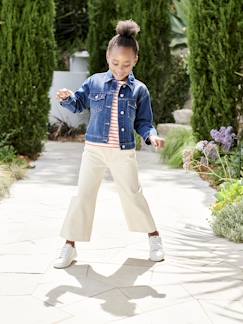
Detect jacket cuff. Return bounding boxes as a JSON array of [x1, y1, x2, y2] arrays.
[[144, 128, 158, 145], [60, 95, 75, 106]]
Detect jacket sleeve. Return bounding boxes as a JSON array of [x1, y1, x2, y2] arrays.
[[134, 86, 158, 145], [59, 76, 91, 113]]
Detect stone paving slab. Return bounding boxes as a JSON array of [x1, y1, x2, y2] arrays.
[[1, 141, 243, 324]]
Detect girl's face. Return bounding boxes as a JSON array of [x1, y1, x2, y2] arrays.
[[106, 46, 138, 81]]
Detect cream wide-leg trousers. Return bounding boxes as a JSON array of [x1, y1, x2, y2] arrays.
[[60, 144, 157, 241]]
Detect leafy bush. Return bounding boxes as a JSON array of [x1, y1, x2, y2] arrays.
[[211, 179, 243, 215], [169, 0, 190, 54], [0, 146, 17, 164], [161, 127, 195, 168], [0, 131, 18, 163], [210, 199, 243, 243]]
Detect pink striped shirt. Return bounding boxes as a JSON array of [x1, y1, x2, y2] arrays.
[[85, 80, 126, 148]]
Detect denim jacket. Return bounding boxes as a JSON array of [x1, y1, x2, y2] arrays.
[[60, 69, 158, 150]]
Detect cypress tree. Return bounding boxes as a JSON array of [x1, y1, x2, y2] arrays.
[[87, 0, 117, 74], [116, 0, 135, 20], [188, 0, 243, 140], [117, 0, 172, 124], [0, 0, 57, 157]]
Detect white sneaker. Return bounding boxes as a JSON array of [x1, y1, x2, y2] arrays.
[[53, 243, 78, 269], [149, 235, 165, 262]]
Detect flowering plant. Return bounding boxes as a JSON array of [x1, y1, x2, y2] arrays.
[[210, 126, 236, 152], [182, 126, 240, 185]]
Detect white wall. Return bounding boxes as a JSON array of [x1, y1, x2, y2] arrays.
[[48, 71, 90, 128]]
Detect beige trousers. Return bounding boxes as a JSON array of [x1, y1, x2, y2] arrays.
[[60, 144, 157, 241]]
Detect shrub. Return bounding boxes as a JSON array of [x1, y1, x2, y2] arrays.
[[0, 131, 18, 163], [210, 199, 243, 243], [0, 146, 17, 164], [211, 179, 243, 216], [169, 0, 190, 54]]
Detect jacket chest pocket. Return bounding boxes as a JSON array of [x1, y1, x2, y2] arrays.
[[88, 93, 106, 112], [127, 99, 137, 120]]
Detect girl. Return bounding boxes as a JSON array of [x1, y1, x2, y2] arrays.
[[54, 19, 165, 269]]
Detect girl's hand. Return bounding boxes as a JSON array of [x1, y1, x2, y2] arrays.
[[149, 135, 165, 149], [56, 88, 74, 101]]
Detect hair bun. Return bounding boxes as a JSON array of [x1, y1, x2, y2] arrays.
[[116, 20, 140, 38]]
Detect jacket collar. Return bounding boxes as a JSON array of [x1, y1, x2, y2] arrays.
[[104, 69, 135, 91]]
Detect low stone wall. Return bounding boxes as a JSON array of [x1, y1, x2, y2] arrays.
[[157, 123, 192, 137]]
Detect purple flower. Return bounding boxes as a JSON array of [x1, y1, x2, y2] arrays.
[[200, 156, 208, 166], [182, 149, 193, 171], [203, 141, 218, 160], [196, 140, 219, 160], [210, 126, 236, 152], [196, 140, 208, 152]]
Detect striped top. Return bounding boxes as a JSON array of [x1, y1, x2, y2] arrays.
[[85, 80, 126, 148]]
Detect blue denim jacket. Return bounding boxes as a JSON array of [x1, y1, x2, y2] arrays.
[[60, 69, 158, 149]]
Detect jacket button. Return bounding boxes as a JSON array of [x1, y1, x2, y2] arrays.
[[121, 128, 125, 132], [120, 111, 124, 115], [120, 93, 124, 97]]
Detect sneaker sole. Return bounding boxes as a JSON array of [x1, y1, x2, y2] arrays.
[[149, 256, 165, 262], [53, 251, 78, 269], [53, 259, 77, 269]]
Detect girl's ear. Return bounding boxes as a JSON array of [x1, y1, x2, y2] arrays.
[[134, 55, 138, 65], [106, 51, 110, 64]]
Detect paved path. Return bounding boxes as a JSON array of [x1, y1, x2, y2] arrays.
[[1, 141, 243, 324]]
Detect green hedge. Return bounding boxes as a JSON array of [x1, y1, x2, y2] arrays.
[[0, 0, 57, 158], [188, 0, 243, 140]]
